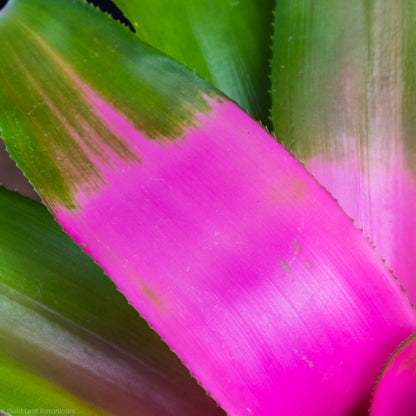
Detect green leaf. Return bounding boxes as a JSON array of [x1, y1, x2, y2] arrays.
[[0, 352, 108, 415], [0, 1, 415, 415], [0, 186, 223, 416], [0, 0, 215, 209], [271, 0, 416, 304], [114, 0, 274, 124]]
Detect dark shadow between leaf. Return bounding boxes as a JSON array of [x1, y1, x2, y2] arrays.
[[86, 0, 136, 33], [0, 0, 9, 11]]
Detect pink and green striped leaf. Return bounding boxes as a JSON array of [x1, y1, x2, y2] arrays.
[[0, 0, 415, 415], [0, 186, 223, 416], [370, 333, 416, 416], [112, 0, 274, 124], [271, 0, 416, 304]]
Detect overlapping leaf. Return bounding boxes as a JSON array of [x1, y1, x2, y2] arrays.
[[0, 187, 223, 416], [0, 1, 415, 415], [271, 0, 416, 304], [113, 0, 274, 124], [370, 334, 416, 416]]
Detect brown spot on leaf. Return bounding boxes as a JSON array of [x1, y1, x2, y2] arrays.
[[292, 240, 302, 252], [280, 260, 290, 272], [265, 176, 306, 206], [141, 282, 165, 312], [290, 177, 306, 199]]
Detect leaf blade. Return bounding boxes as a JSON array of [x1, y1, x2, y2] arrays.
[[0, 1, 415, 415], [370, 334, 416, 416], [0, 350, 107, 416], [114, 0, 274, 124], [271, 0, 416, 304], [0, 187, 224, 416]]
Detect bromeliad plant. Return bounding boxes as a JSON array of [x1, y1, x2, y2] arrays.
[[0, 0, 416, 415]]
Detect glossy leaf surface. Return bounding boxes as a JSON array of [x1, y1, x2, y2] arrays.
[[271, 0, 416, 304], [114, 0, 274, 124], [0, 1, 415, 415], [370, 334, 416, 416], [0, 187, 223, 416]]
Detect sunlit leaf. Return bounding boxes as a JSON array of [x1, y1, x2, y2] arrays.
[[370, 333, 416, 416], [0, 1, 415, 415], [114, 0, 274, 124], [0, 187, 223, 416], [271, 0, 416, 304]]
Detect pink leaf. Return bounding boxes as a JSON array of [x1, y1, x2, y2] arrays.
[[370, 334, 416, 416]]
